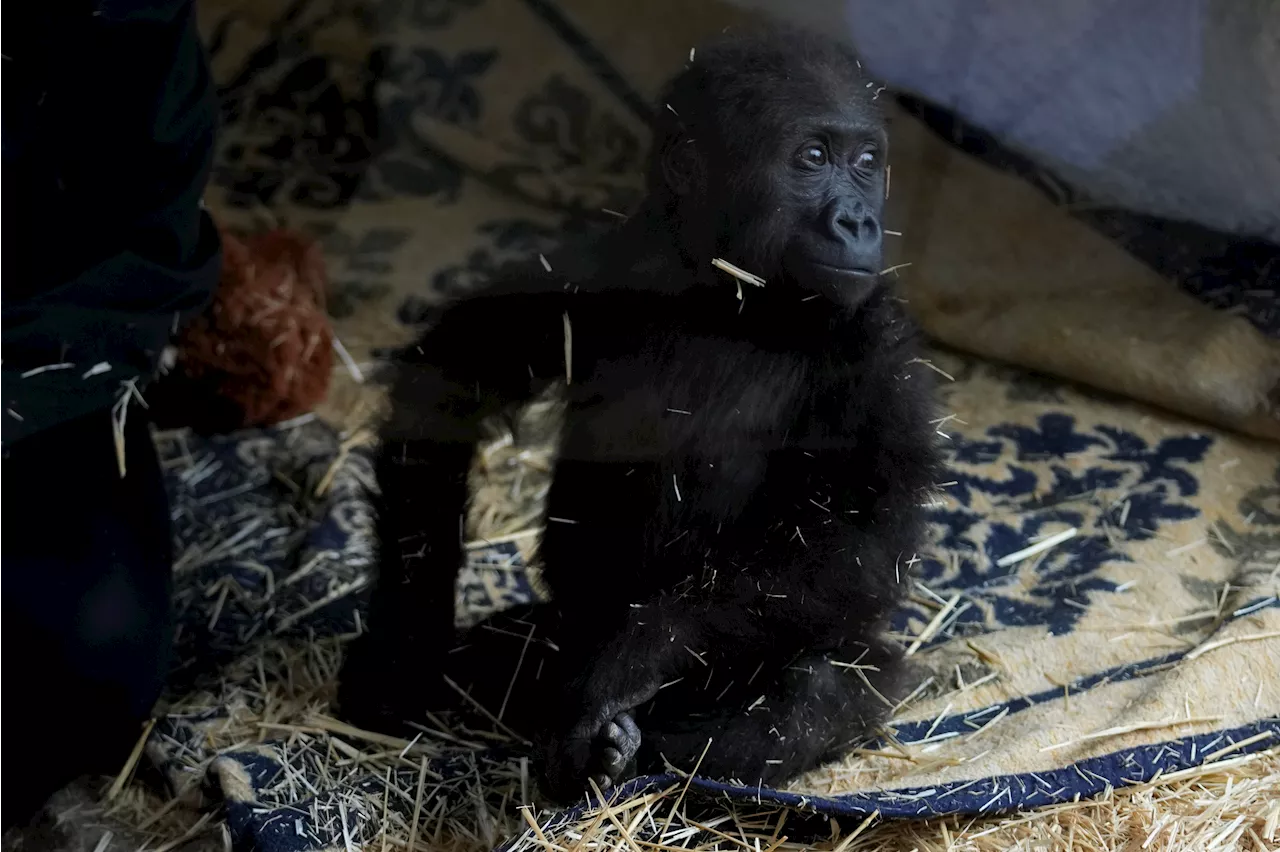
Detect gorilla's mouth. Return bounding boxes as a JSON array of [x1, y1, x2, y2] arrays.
[[811, 262, 879, 279]]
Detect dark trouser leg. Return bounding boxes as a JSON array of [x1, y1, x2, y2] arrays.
[[2, 409, 174, 827]]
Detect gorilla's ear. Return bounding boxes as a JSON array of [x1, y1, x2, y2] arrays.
[[659, 137, 703, 197]]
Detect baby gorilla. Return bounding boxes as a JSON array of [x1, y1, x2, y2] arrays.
[[337, 28, 941, 802]]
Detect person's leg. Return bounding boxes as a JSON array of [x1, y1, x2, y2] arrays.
[[2, 409, 174, 827], [2, 0, 221, 826]]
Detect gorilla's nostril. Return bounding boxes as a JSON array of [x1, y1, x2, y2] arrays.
[[827, 199, 882, 246], [837, 216, 879, 243]]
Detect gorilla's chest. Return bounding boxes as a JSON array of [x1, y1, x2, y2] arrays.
[[560, 333, 811, 463]]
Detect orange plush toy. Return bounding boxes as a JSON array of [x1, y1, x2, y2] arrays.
[[151, 225, 334, 432]]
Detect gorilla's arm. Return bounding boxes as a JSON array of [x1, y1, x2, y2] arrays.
[[338, 291, 568, 728]]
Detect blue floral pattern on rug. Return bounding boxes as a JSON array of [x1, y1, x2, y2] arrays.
[[900, 415, 1211, 638]]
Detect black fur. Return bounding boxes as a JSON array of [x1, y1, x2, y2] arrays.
[[337, 28, 942, 803]]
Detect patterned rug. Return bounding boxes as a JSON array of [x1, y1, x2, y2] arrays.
[[116, 0, 1280, 849]]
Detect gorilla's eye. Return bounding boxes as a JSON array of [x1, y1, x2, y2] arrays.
[[855, 148, 879, 172], [798, 144, 829, 168]]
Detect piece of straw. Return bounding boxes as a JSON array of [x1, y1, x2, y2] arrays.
[[107, 719, 156, 800], [1183, 630, 1280, 661], [906, 593, 961, 655], [996, 528, 1078, 568], [562, 312, 572, 385], [711, 258, 766, 301]]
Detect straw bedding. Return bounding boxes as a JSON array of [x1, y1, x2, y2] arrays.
[[7, 0, 1279, 850]]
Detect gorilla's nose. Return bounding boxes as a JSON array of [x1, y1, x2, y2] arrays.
[[827, 199, 882, 269]]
